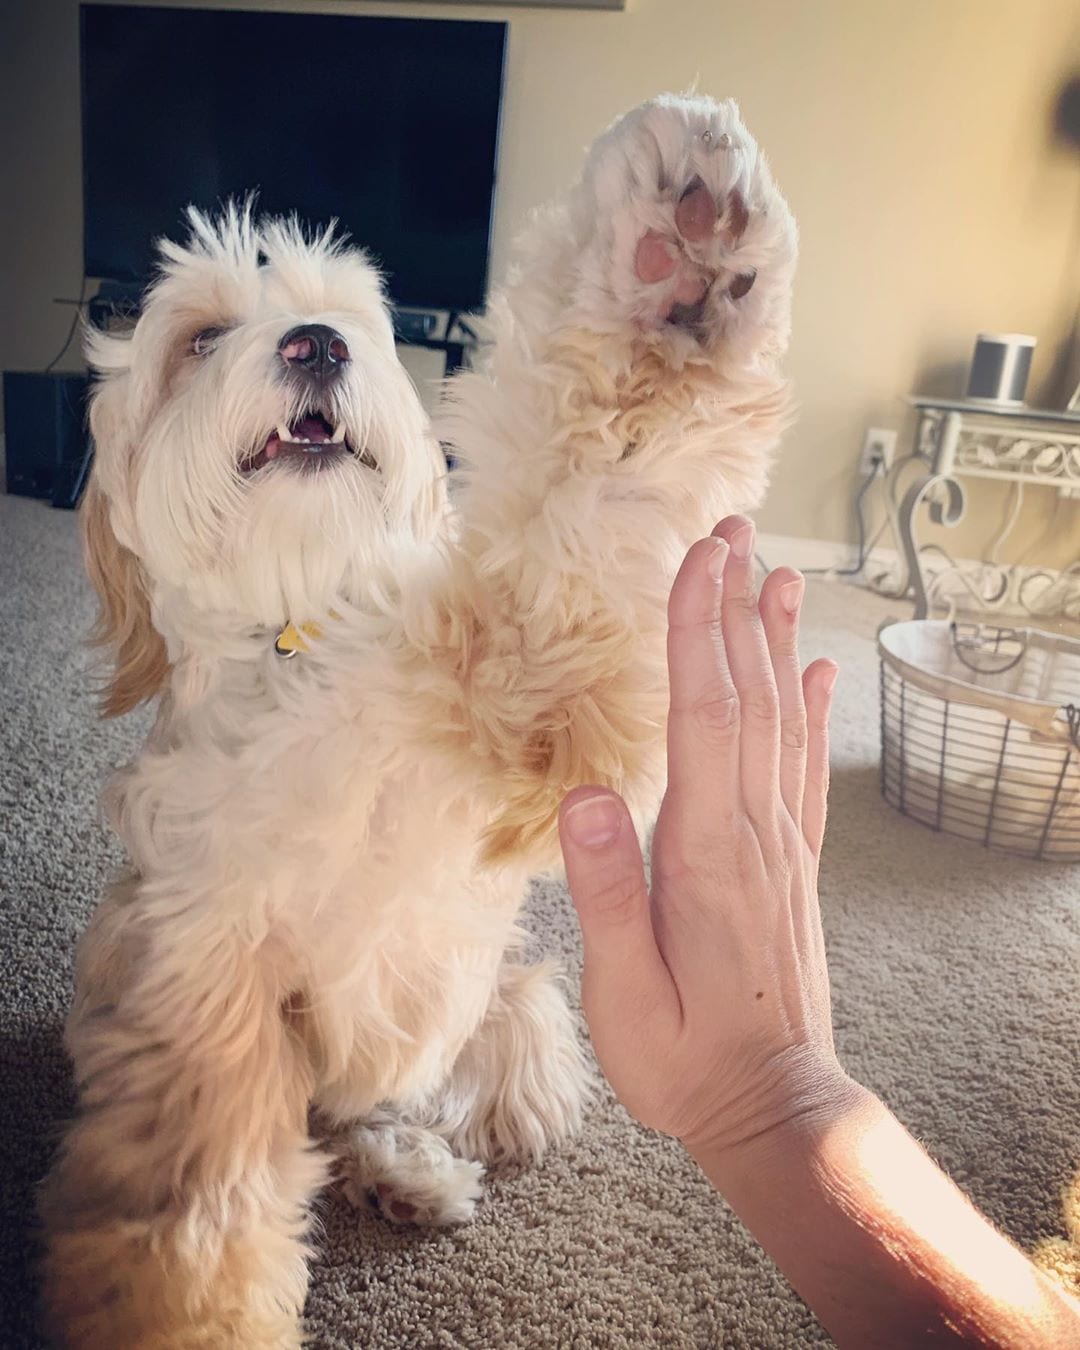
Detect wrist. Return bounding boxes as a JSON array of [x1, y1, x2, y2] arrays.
[[683, 1056, 873, 1187]]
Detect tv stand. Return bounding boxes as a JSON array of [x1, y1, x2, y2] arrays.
[[393, 310, 479, 377]]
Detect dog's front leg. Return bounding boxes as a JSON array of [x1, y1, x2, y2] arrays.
[[40, 922, 323, 1349], [423, 958, 593, 1166], [440, 94, 797, 861], [330, 960, 589, 1224]]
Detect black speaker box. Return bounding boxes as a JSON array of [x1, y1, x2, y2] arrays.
[[3, 371, 91, 508]]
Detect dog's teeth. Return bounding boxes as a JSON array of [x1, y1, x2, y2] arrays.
[[333, 422, 346, 444], [276, 423, 292, 443]]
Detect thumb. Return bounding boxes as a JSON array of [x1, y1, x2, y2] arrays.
[[559, 788, 677, 1027]]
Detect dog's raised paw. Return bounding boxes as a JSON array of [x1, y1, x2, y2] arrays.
[[572, 93, 796, 344]]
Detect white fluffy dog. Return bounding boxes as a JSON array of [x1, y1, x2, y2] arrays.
[[41, 94, 796, 1347]]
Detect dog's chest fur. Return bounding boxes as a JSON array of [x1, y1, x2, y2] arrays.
[[105, 644, 525, 1106]]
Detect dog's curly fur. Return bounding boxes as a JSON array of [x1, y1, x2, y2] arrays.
[[40, 94, 797, 1347]]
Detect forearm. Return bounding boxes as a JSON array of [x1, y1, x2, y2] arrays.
[[691, 1081, 1080, 1348]]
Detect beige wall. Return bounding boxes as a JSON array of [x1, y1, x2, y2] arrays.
[[3, 0, 1079, 563]]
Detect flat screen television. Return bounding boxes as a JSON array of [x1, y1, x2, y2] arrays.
[[79, 4, 507, 312]]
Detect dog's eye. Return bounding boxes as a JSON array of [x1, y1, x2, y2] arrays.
[[191, 327, 226, 356]]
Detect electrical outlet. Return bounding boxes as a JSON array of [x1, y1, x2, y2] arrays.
[[859, 427, 898, 476]]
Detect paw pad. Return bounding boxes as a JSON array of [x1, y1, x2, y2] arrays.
[[371, 1183, 419, 1225], [675, 178, 718, 243], [632, 175, 756, 328]]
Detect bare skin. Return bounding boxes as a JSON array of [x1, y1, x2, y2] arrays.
[[558, 515, 1080, 1349]]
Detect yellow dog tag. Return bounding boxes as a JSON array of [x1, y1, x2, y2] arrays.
[[273, 611, 341, 658], [274, 620, 323, 658]]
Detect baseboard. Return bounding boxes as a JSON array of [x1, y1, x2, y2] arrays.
[[757, 531, 1080, 626], [756, 531, 895, 576]]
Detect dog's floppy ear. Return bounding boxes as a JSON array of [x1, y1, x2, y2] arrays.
[[81, 481, 170, 717], [79, 326, 170, 717]]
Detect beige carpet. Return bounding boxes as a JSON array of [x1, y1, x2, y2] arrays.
[[2, 490, 1079, 1348]]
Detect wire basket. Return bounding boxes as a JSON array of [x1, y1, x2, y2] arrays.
[[878, 620, 1080, 861]]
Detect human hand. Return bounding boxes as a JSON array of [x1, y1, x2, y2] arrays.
[[558, 516, 850, 1160]]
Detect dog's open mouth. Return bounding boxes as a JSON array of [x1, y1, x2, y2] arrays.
[[241, 413, 376, 475]]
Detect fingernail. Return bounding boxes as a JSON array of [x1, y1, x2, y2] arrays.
[[823, 664, 840, 695], [730, 522, 755, 561], [779, 576, 804, 615], [707, 537, 729, 581], [564, 795, 622, 848]]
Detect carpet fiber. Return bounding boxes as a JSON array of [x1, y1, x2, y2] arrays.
[[2, 490, 1079, 1348]]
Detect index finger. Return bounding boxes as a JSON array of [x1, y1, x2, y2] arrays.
[[665, 535, 741, 830], [711, 517, 782, 820]]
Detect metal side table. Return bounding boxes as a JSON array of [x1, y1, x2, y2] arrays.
[[883, 397, 1080, 622]]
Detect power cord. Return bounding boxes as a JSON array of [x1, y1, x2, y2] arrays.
[[44, 276, 90, 374], [800, 454, 886, 577]]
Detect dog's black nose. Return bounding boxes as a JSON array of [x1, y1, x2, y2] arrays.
[[278, 324, 350, 380]]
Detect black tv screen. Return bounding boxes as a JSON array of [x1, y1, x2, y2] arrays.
[[80, 4, 507, 311]]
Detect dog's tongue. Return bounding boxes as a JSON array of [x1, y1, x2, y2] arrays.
[[291, 415, 331, 443], [262, 415, 333, 462]]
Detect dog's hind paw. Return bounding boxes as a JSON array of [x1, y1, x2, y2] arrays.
[[337, 1116, 484, 1228], [570, 93, 796, 348]]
